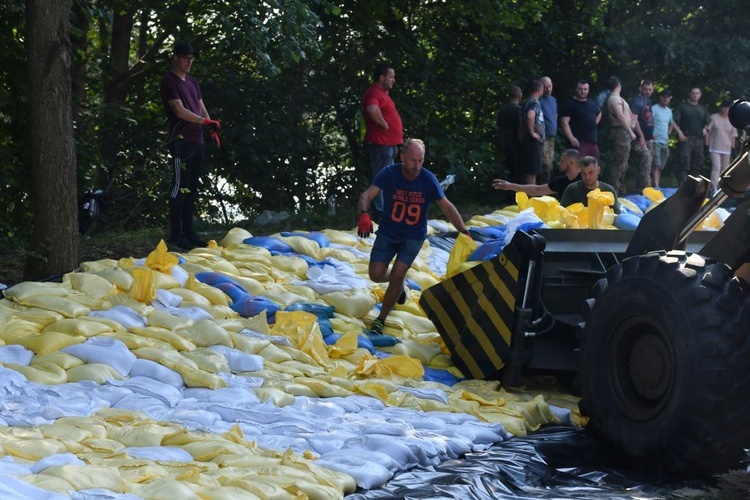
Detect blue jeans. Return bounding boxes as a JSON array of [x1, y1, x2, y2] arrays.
[[365, 143, 397, 221]]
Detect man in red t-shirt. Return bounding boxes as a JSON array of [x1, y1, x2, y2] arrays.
[[362, 63, 404, 222]]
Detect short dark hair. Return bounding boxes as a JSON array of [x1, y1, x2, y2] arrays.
[[605, 76, 621, 92], [508, 85, 522, 100], [581, 156, 599, 168], [528, 79, 543, 94], [561, 149, 581, 163], [640, 78, 653, 87], [577, 79, 589, 86], [373, 63, 393, 81]]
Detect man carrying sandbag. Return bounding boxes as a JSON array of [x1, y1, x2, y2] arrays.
[[356, 138, 470, 334]]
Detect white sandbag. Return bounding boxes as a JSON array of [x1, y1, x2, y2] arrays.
[[123, 446, 193, 462], [108, 376, 183, 407], [208, 345, 264, 373], [0, 345, 34, 365], [154, 289, 183, 308], [128, 358, 185, 389], [0, 473, 65, 500], [88, 305, 146, 330], [343, 434, 421, 471], [171, 265, 189, 287], [314, 453, 393, 490], [29, 453, 86, 473], [61, 337, 136, 377]]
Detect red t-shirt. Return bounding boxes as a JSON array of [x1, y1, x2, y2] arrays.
[[362, 84, 403, 146]]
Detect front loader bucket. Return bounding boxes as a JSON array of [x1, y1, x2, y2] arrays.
[[420, 230, 545, 380]]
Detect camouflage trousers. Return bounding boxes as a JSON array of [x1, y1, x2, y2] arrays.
[[607, 127, 632, 195], [631, 140, 653, 192]]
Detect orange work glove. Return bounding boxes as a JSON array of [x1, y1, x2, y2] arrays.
[[358, 212, 374, 238]]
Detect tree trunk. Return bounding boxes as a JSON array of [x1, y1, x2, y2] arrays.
[[24, 0, 79, 281]]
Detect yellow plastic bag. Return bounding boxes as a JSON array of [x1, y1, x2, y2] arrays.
[[445, 232, 479, 279], [131, 267, 156, 303], [145, 240, 179, 273]]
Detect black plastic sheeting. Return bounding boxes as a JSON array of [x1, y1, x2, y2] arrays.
[[347, 426, 749, 499]]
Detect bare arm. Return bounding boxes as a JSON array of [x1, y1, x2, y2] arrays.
[[366, 104, 388, 130], [358, 185, 381, 213], [560, 116, 578, 147], [167, 98, 208, 124], [436, 197, 468, 233], [492, 179, 554, 196]]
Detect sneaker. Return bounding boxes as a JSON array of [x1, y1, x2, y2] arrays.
[[397, 286, 407, 305], [370, 318, 385, 335]]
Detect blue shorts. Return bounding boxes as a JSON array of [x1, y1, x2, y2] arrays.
[[370, 234, 423, 267]]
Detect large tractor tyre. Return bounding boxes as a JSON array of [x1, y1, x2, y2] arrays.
[[579, 251, 750, 477]]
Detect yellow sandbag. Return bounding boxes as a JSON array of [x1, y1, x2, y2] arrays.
[[184, 303, 238, 319], [280, 448, 356, 493], [3, 362, 68, 384], [13, 295, 91, 318], [11, 330, 86, 356], [228, 332, 270, 355], [64, 272, 118, 299], [380, 338, 442, 364], [255, 342, 294, 363], [39, 465, 126, 494], [320, 288, 377, 318], [0, 317, 44, 340], [2, 281, 68, 302], [131, 326, 197, 351], [186, 274, 230, 306], [18, 473, 74, 494], [91, 267, 134, 291], [178, 319, 233, 348], [271, 311, 329, 367], [619, 197, 644, 216], [129, 478, 202, 500], [262, 283, 310, 307], [278, 235, 321, 260], [317, 246, 358, 263], [269, 254, 309, 278], [0, 433, 68, 460], [406, 269, 440, 291], [163, 287, 211, 307], [131, 267, 156, 303], [147, 309, 195, 331], [218, 227, 254, 247], [80, 258, 119, 273], [182, 347, 231, 374], [42, 317, 114, 337], [31, 352, 84, 370], [99, 294, 154, 316], [387, 309, 435, 334], [357, 354, 425, 379], [320, 228, 359, 246], [102, 331, 173, 351], [328, 331, 359, 358], [227, 275, 265, 296], [445, 232, 480, 279], [294, 377, 352, 398], [84, 315, 127, 333], [66, 362, 125, 383], [516, 191, 530, 210], [354, 379, 398, 401], [253, 387, 296, 407]]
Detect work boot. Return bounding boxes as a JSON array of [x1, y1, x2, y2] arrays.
[[397, 285, 408, 305]]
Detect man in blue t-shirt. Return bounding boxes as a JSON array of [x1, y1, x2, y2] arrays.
[[357, 139, 470, 334]]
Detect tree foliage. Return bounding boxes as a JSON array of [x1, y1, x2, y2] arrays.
[[2, 0, 750, 257]]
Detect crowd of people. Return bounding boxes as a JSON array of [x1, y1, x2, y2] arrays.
[[493, 76, 739, 206]]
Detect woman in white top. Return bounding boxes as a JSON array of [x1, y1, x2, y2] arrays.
[[706, 99, 738, 194]]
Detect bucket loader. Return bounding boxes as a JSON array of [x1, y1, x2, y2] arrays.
[[419, 100, 750, 477]]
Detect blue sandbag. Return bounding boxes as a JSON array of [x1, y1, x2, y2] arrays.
[[356, 334, 377, 354], [366, 331, 401, 347], [195, 271, 243, 288], [404, 278, 422, 292], [472, 225, 507, 241], [213, 282, 249, 303], [468, 239, 506, 262], [624, 194, 651, 213], [423, 367, 462, 386], [243, 236, 293, 254], [230, 295, 281, 322], [615, 212, 641, 230]]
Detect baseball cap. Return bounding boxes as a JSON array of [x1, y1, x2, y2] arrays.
[[173, 41, 198, 57], [658, 89, 671, 97]]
